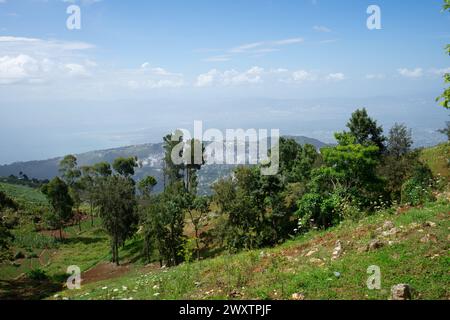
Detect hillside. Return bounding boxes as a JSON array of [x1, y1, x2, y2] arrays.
[[0, 143, 448, 300], [0, 182, 48, 207], [54, 200, 449, 300]]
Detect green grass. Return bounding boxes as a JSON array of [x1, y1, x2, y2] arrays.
[[421, 143, 450, 186], [57, 200, 450, 301], [0, 182, 48, 207]]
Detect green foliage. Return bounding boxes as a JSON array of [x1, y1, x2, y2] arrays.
[[93, 175, 138, 265], [92, 162, 112, 177], [112, 157, 138, 177], [41, 177, 74, 240], [346, 108, 386, 153], [26, 268, 49, 281], [163, 131, 186, 186], [401, 164, 436, 206], [138, 176, 157, 198], [387, 123, 413, 158], [142, 182, 188, 266]]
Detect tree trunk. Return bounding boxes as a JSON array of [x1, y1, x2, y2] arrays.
[[90, 202, 94, 227], [115, 239, 120, 266], [195, 227, 200, 261]]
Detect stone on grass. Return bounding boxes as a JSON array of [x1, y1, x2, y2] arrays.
[[332, 240, 343, 260], [391, 284, 412, 300], [291, 293, 305, 300], [367, 239, 385, 251]]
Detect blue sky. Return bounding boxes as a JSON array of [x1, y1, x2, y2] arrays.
[[0, 0, 449, 163]]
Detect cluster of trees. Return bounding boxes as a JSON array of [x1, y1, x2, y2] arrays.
[[34, 106, 440, 267], [212, 109, 437, 250]]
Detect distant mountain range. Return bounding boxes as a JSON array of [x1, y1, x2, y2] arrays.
[[0, 136, 329, 194]]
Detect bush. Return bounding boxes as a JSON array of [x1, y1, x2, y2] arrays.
[[401, 164, 436, 206], [26, 268, 49, 281]]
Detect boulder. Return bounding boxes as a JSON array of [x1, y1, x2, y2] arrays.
[[291, 293, 305, 300], [332, 240, 343, 260], [367, 239, 384, 251], [383, 221, 395, 230], [391, 284, 412, 300]]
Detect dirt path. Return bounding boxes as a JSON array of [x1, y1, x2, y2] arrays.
[[81, 262, 132, 285]]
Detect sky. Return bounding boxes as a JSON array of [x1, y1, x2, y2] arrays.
[[0, 0, 449, 164]]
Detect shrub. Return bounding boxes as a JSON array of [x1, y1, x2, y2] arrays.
[[401, 164, 436, 206], [26, 268, 49, 281]]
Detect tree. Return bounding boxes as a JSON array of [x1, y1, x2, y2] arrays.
[[41, 177, 74, 240], [142, 182, 187, 266], [163, 130, 185, 188], [93, 175, 138, 265], [138, 176, 157, 198], [346, 108, 386, 153], [59, 155, 81, 186], [386, 123, 413, 158], [183, 139, 206, 194], [187, 196, 209, 260], [438, 121, 450, 141], [436, 2, 450, 137], [92, 162, 112, 177], [59, 155, 83, 231], [112, 157, 138, 178], [296, 132, 383, 231]]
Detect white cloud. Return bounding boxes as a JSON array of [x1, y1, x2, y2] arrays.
[[195, 69, 219, 87], [0, 54, 39, 84], [313, 25, 331, 33], [64, 63, 90, 77], [195, 67, 265, 87], [430, 67, 450, 76], [325, 73, 345, 81], [398, 68, 423, 78], [291, 70, 317, 82]]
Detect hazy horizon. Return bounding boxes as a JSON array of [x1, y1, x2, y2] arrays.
[[1, 0, 449, 164]]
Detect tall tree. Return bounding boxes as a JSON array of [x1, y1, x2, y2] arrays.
[[93, 162, 112, 177], [59, 155, 81, 186], [163, 130, 185, 188], [183, 139, 206, 194], [59, 155, 83, 231], [93, 175, 138, 265], [41, 178, 74, 240], [112, 157, 138, 178], [386, 123, 413, 158], [138, 176, 157, 198], [187, 195, 209, 260], [346, 108, 386, 153], [142, 182, 187, 266]]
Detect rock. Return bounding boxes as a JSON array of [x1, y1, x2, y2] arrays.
[[420, 234, 437, 243], [423, 221, 437, 228], [367, 239, 384, 251], [305, 248, 318, 257], [383, 221, 395, 230], [333, 272, 341, 278], [382, 228, 399, 237], [332, 240, 343, 260], [391, 284, 412, 300], [291, 293, 305, 300]]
